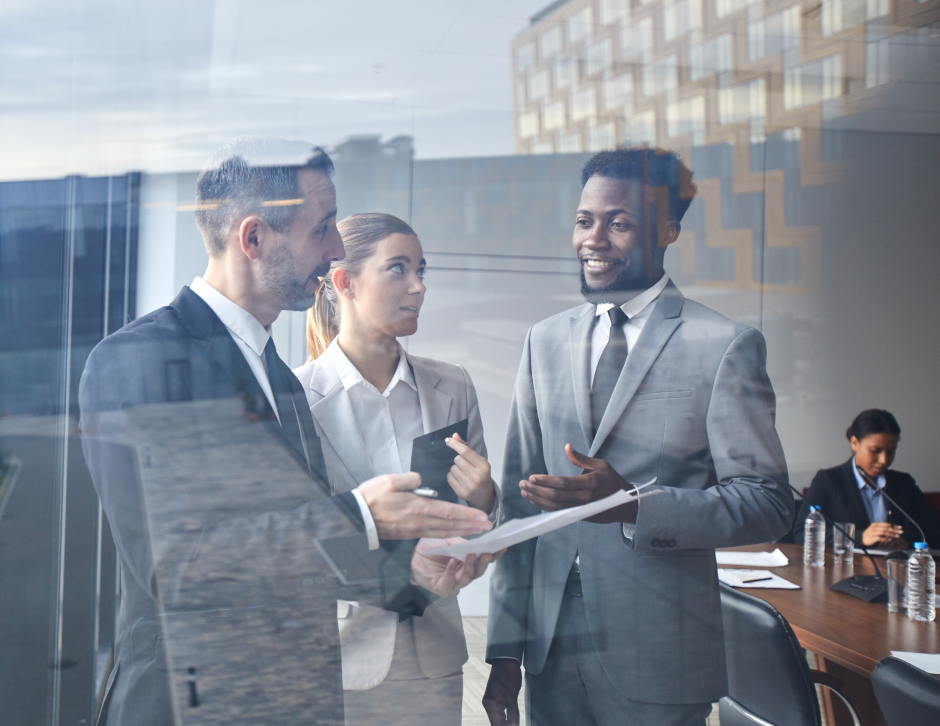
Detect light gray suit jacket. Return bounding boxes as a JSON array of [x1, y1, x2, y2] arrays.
[[294, 351, 489, 689], [486, 281, 794, 705]]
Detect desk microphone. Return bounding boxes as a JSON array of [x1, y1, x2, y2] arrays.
[[855, 466, 927, 546], [788, 483, 888, 603]]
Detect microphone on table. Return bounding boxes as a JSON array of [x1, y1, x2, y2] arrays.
[[787, 482, 888, 603], [855, 466, 927, 547]]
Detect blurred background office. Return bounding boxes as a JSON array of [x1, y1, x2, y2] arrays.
[[1, 0, 939, 724]]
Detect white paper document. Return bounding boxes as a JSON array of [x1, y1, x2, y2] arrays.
[[715, 548, 789, 567], [890, 651, 940, 674], [718, 568, 800, 590], [427, 479, 658, 559]]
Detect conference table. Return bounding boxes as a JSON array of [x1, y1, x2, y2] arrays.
[[719, 543, 939, 726]]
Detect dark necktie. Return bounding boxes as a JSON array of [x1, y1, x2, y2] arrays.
[[263, 337, 308, 470], [591, 307, 629, 437]]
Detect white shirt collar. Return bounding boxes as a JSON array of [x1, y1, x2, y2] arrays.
[[852, 456, 886, 491], [191, 277, 271, 356], [324, 338, 417, 396], [595, 274, 670, 320]]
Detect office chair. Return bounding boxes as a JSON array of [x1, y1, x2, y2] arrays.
[[718, 584, 862, 726], [871, 656, 940, 726]]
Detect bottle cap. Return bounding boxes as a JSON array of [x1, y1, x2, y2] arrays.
[[914, 542, 929, 550], [810, 505, 820, 512]]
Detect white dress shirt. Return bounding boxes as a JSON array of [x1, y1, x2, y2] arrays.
[[589, 273, 670, 541], [320, 338, 425, 481], [190, 277, 379, 546], [852, 456, 888, 523]]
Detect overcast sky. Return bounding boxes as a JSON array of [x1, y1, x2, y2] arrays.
[[0, 0, 548, 180]]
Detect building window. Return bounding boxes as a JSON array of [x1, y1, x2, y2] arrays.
[[559, 131, 584, 152], [517, 111, 540, 139], [604, 73, 634, 111], [531, 139, 555, 154], [515, 42, 535, 72], [529, 70, 550, 101], [749, 6, 801, 61], [589, 122, 616, 151], [690, 34, 732, 80], [716, 0, 761, 18], [643, 54, 678, 96], [568, 7, 593, 45], [784, 55, 842, 109], [627, 109, 657, 145], [622, 17, 654, 58], [543, 100, 567, 130], [539, 26, 562, 58], [572, 88, 598, 122], [663, 0, 702, 42], [555, 56, 579, 88], [599, 0, 631, 24], [586, 39, 613, 77], [822, 0, 888, 35], [666, 95, 706, 143], [865, 33, 890, 88], [719, 78, 766, 123], [515, 80, 527, 108]]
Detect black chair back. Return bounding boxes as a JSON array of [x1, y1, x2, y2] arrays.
[[719, 584, 822, 726], [871, 656, 940, 726]]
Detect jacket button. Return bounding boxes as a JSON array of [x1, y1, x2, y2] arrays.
[[667, 539, 676, 548], [652, 538, 661, 548]]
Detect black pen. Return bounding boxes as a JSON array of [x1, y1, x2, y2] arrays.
[[742, 576, 772, 584]]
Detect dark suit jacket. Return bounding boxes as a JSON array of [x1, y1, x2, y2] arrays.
[[794, 458, 940, 549], [79, 287, 415, 726]]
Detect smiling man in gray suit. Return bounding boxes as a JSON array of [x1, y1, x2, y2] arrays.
[[482, 148, 794, 726]]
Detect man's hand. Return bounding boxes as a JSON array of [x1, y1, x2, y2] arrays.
[[862, 521, 905, 548], [358, 473, 493, 539], [410, 538, 504, 598], [482, 659, 523, 726], [519, 444, 638, 524], [445, 432, 497, 512]]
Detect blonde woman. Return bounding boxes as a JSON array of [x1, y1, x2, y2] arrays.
[[293, 213, 500, 726]]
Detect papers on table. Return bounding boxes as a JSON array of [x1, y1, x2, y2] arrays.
[[426, 479, 658, 559], [890, 651, 940, 674], [718, 569, 800, 590], [715, 548, 789, 567]]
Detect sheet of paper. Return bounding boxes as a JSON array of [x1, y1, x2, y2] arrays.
[[426, 479, 657, 559], [715, 548, 789, 567], [890, 651, 940, 674], [718, 568, 800, 590]]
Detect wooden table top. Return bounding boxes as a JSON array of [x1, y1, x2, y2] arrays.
[[719, 543, 940, 677]]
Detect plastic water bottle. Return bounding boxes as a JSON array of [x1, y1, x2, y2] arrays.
[[803, 505, 825, 567], [907, 542, 936, 622]]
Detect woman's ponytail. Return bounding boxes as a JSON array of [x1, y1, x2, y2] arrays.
[[305, 277, 339, 361]]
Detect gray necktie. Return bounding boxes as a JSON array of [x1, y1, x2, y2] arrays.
[[591, 307, 629, 437]]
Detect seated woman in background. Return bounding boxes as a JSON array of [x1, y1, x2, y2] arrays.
[[794, 409, 940, 550], [293, 212, 500, 726]]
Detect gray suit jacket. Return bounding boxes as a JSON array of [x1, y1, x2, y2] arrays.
[[293, 351, 491, 689], [486, 281, 794, 705]]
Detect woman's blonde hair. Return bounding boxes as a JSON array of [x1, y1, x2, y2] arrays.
[[306, 213, 418, 360]]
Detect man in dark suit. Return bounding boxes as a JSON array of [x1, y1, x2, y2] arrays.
[[794, 410, 940, 549], [79, 137, 493, 725]]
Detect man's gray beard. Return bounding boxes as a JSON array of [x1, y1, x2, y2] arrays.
[[262, 243, 331, 312]]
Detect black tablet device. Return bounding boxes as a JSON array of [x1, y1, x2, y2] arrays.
[[409, 419, 469, 504]]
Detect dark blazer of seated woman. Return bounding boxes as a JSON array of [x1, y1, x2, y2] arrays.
[[794, 458, 940, 549]]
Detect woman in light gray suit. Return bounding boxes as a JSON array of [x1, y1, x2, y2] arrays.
[[294, 213, 500, 726]]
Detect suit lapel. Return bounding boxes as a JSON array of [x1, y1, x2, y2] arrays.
[[589, 283, 684, 456], [410, 357, 453, 435], [309, 362, 375, 488], [170, 287, 317, 480], [840, 458, 872, 528], [568, 306, 595, 450]]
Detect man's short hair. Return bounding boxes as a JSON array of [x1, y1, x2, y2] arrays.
[[580, 147, 697, 223], [195, 136, 334, 256]]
